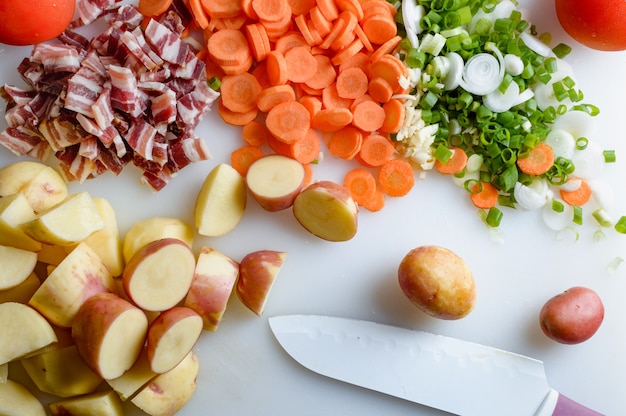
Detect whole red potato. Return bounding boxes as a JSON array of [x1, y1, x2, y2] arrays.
[[0, 0, 75, 46], [539, 286, 604, 344], [398, 245, 476, 320], [555, 0, 626, 51]]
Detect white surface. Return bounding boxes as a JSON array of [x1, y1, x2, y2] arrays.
[[1, 1, 626, 415]]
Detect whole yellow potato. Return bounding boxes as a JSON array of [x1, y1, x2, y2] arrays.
[[398, 245, 476, 320]]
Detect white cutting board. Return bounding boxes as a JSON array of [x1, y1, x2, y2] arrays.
[[1, 0, 625, 414]]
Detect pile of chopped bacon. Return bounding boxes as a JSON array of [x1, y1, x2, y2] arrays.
[[0, 0, 219, 191]]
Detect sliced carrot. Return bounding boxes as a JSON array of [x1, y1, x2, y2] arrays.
[[350, 93, 374, 112], [317, 0, 340, 21], [330, 38, 364, 66], [207, 28, 251, 67], [330, 28, 356, 52], [211, 15, 248, 31], [310, 6, 333, 38], [242, 0, 258, 19], [304, 54, 337, 90], [335, 67, 369, 100], [368, 76, 393, 103], [221, 54, 254, 75], [256, 84, 296, 112], [351, 99, 385, 132], [329, 126, 363, 160], [358, 133, 395, 167], [322, 84, 353, 109], [294, 14, 318, 46], [190, 0, 211, 29], [201, 0, 243, 18], [369, 35, 402, 62], [138, 0, 173, 17], [377, 158, 415, 197], [363, 187, 385, 212], [320, 10, 357, 50], [361, 11, 397, 45], [267, 132, 293, 156], [380, 99, 405, 133], [353, 23, 374, 53], [299, 95, 323, 118], [305, 20, 324, 46], [312, 108, 353, 132], [337, 0, 365, 21], [302, 163, 314, 187], [266, 50, 288, 86], [434, 147, 468, 175], [469, 181, 499, 209], [274, 32, 310, 55], [218, 100, 258, 126], [516, 142, 555, 176], [260, 10, 292, 40], [220, 72, 263, 113], [231, 145, 265, 176], [284, 46, 318, 83], [287, 0, 317, 16], [362, 0, 397, 18], [343, 168, 377, 206], [368, 54, 406, 93], [338, 51, 371, 73], [265, 101, 311, 143], [251, 60, 271, 88], [290, 128, 321, 164], [251, 0, 290, 22], [300, 83, 323, 97], [560, 177, 592, 206], [242, 120, 269, 147], [245, 23, 271, 62]]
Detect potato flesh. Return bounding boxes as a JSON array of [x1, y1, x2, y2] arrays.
[[122, 217, 194, 263], [0, 245, 37, 290], [150, 314, 203, 373], [99, 308, 149, 380], [247, 155, 304, 198], [0, 302, 57, 365]]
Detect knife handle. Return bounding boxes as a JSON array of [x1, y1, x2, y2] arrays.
[[536, 389, 604, 416]]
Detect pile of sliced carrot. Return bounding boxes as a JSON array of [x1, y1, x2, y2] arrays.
[[182, 0, 415, 212]]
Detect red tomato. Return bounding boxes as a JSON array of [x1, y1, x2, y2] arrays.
[[0, 0, 76, 46], [555, 0, 626, 51]]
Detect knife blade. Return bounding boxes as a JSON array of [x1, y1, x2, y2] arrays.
[[268, 315, 603, 416]]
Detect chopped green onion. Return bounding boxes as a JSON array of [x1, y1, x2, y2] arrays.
[[575, 137, 588, 150], [552, 199, 564, 213], [207, 76, 221, 90], [433, 144, 453, 163], [592, 209, 613, 227], [552, 43, 572, 58], [615, 216, 626, 234], [485, 207, 503, 227], [603, 150, 616, 163]]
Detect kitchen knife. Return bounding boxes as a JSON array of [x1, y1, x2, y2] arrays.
[[268, 315, 603, 416]]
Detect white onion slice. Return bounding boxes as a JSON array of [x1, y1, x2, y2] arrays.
[[544, 129, 576, 159], [542, 198, 575, 231], [514, 179, 551, 210], [570, 141, 606, 178], [520, 32, 554, 57], [459, 44, 504, 95], [483, 81, 520, 113], [504, 54, 524, 76], [551, 110, 596, 141], [443, 52, 464, 90]]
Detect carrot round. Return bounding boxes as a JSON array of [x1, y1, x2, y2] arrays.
[[218, 100, 258, 126], [361, 10, 397, 45], [207, 28, 251, 67], [377, 158, 415, 197], [351, 99, 385, 132], [287, 0, 317, 16], [251, 0, 290, 22], [336, 67, 369, 99], [469, 181, 499, 209], [310, 6, 333, 38], [358, 133, 395, 167], [380, 99, 405, 133], [189, 0, 210, 29], [284, 46, 318, 83], [299, 95, 323, 118], [368, 54, 406, 93], [344, 168, 377, 206], [245, 23, 271, 62], [368, 76, 393, 103], [328, 126, 363, 160], [138, 0, 173, 17], [274, 32, 310, 55], [435, 147, 469, 175], [265, 101, 311, 143], [322, 84, 353, 109], [330, 38, 365, 66], [256, 84, 296, 112], [266, 50, 288, 86], [560, 177, 592, 206], [363, 187, 385, 212], [516, 142, 555, 176], [201, 0, 243, 18], [312, 108, 353, 132], [242, 120, 269, 147], [231, 145, 265, 176], [220, 72, 263, 114], [304, 55, 337, 90], [290, 128, 321, 164]]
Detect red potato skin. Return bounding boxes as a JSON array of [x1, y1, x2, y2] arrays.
[[72, 292, 148, 378], [555, 0, 626, 51], [236, 250, 287, 316], [0, 0, 75, 46], [539, 286, 604, 344]]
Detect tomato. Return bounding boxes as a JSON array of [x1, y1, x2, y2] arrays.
[[0, 0, 76, 46], [555, 0, 626, 51]]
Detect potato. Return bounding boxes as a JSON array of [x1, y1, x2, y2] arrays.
[[236, 250, 287, 316], [49, 390, 124, 416], [194, 163, 247, 236], [292, 180, 358, 242], [122, 217, 194, 263], [398, 245, 476, 320], [246, 154, 305, 212], [539, 286, 604, 344], [0, 379, 46, 416]]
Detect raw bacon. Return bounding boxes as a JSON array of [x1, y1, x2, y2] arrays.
[[0, 1, 219, 191]]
